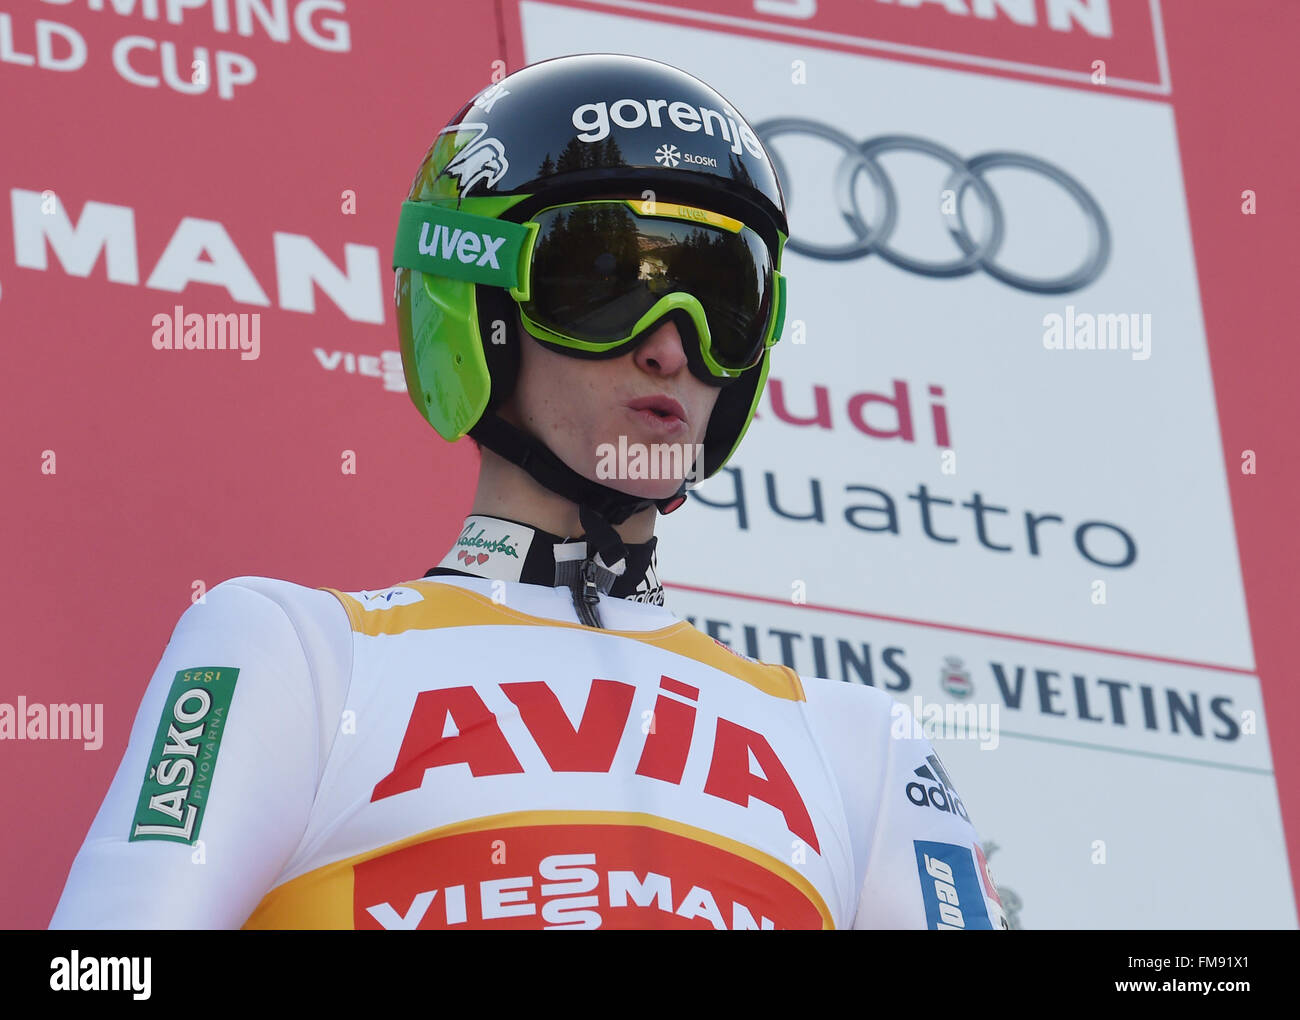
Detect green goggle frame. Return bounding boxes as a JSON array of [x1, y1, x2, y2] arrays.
[[393, 197, 787, 381]]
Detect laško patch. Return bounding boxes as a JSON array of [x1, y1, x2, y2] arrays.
[[130, 667, 239, 844]]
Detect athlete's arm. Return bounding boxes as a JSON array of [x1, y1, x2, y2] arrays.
[[803, 677, 1007, 930], [49, 578, 350, 929], [852, 696, 1007, 929]]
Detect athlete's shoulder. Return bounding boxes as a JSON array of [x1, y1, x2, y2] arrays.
[[320, 575, 549, 635], [50, 574, 353, 929], [799, 671, 897, 709], [790, 675, 1008, 929], [208, 573, 351, 618], [181, 574, 352, 663], [798, 672, 902, 734], [794, 674, 899, 808]]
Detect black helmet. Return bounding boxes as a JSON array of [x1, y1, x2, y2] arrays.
[[394, 52, 789, 524]]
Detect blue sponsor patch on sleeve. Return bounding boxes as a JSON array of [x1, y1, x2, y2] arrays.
[[914, 840, 995, 930]]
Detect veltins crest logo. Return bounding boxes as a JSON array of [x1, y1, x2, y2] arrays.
[[939, 656, 973, 698]]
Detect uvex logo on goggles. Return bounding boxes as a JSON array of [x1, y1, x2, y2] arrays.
[[420, 221, 507, 268], [393, 202, 531, 287]]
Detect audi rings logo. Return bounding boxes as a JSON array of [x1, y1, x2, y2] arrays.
[[754, 119, 1110, 294]]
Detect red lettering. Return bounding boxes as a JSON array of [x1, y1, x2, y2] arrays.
[[703, 719, 819, 854], [928, 384, 951, 447], [767, 379, 833, 429], [659, 676, 698, 700], [501, 679, 635, 772], [372, 686, 523, 801], [847, 379, 914, 441], [635, 692, 696, 784]]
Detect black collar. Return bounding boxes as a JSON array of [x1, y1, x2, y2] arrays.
[[424, 513, 665, 606]]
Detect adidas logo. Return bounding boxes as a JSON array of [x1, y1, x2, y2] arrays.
[[905, 752, 970, 821]]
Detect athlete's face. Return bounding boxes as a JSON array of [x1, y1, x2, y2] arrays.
[[500, 314, 720, 501]]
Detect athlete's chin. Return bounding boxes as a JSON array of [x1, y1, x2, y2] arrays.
[[597, 476, 688, 501], [585, 433, 706, 500]]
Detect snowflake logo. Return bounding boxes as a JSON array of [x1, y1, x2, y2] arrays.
[[654, 143, 680, 167]]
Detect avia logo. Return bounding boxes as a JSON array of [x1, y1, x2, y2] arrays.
[[440, 121, 509, 193], [416, 222, 507, 269], [905, 752, 970, 821], [654, 143, 680, 167], [372, 675, 820, 854]]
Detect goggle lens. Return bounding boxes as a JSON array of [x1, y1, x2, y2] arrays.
[[520, 202, 775, 372]]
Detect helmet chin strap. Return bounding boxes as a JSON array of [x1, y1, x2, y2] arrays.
[[469, 412, 690, 628], [469, 412, 689, 525]]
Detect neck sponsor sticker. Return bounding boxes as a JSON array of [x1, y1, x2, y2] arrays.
[[435, 516, 536, 582]]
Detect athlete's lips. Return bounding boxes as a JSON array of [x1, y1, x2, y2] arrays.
[[626, 395, 687, 425]]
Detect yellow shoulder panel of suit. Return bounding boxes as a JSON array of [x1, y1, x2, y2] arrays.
[[320, 580, 804, 702]]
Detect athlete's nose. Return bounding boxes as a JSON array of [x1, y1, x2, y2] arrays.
[[633, 319, 690, 376]]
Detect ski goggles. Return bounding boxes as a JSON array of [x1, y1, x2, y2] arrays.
[[393, 198, 787, 381]]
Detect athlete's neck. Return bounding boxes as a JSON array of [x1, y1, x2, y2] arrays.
[[470, 444, 658, 545]]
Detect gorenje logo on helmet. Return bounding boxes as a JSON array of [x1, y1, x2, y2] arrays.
[[572, 98, 765, 160]]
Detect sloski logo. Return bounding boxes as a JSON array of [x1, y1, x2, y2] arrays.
[[440, 122, 509, 193], [654, 144, 680, 167]]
